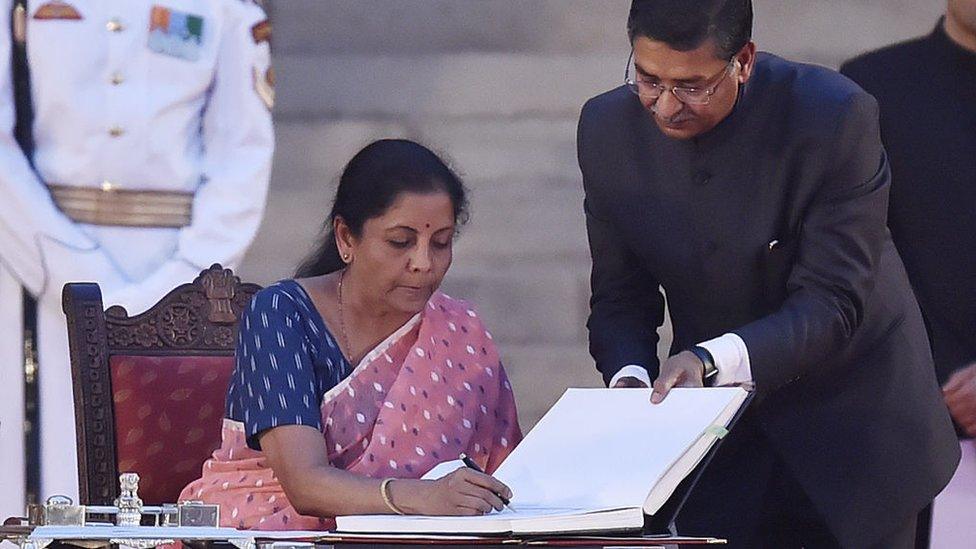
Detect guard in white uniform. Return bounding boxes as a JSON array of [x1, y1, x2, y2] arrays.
[[0, 0, 274, 520]]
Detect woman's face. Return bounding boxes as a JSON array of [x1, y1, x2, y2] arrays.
[[339, 190, 456, 316]]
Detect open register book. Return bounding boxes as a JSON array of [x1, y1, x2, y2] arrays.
[[336, 386, 750, 536]]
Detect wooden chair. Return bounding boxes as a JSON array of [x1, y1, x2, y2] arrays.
[[62, 264, 261, 506]]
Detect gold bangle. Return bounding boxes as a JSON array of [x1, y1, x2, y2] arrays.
[[380, 477, 406, 515]]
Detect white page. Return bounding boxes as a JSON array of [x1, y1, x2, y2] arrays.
[[492, 387, 746, 511], [421, 459, 465, 480]]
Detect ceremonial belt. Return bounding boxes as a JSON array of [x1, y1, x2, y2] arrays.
[[47, 184, 193, 228]]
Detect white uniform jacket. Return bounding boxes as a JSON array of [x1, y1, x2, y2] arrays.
[[0, 0, 274, 513], [0, 0, 274, 313]]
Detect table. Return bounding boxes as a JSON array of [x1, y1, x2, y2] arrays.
[[0, 524, 726, 548]]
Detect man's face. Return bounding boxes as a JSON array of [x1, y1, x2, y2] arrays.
[[631, 36, 754, 140], [948, 0, 976, 35]]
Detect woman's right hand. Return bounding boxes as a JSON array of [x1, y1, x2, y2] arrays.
[[392, 468, 513, 516]]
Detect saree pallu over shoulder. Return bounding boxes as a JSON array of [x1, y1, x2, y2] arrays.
[[178, 291, 523, 531], [323, 292, 521, 476]]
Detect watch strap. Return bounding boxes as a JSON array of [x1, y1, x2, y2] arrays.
[[689, 345, 718, 379]]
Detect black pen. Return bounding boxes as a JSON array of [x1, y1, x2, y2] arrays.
[[459, 452, 515, 510]]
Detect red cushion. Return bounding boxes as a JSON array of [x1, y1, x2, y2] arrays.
[[110, 355, 234, 504]]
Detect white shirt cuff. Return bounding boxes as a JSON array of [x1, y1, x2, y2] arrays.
[[698, 333, 752, 386], [609, 364, 652, 388]]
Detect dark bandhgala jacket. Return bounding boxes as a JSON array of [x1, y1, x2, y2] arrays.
[[578, 52, 959, 547], [841, 22, 976, 393]]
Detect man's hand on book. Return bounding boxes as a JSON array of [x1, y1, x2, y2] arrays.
[[651, 351, 704, 404], [397, 467, 513, 516]]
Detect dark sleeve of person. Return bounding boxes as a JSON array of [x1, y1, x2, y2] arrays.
[[578, 101, 666, 386], [733, 92, 890, 392]]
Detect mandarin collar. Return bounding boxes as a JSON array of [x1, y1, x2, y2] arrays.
[[691, 57, 759, 153], [931, 17, 976, 72]]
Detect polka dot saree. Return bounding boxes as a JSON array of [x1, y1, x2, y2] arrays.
[[178, 282, 522, 530]]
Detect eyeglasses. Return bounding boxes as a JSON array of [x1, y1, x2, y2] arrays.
[[624, 51, 735, 106]]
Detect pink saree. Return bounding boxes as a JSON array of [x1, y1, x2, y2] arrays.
[[178, 291, 522, 530]]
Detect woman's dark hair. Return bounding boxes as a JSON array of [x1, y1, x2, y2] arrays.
[[627, 0, 753, 60], [295, 139, 469, 278]]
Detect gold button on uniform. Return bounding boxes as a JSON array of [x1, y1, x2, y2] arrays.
[[106, 18, 124, 32], [108, 126, 125, 137], [110, 72, 124, 85]]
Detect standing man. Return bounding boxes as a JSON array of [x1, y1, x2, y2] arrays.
[[841, 2, 976, 546], [0, 0, 274, 521], [578, 1, 959, 547]]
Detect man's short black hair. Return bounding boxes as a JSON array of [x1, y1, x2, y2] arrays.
[[627, 0, 753, 60]]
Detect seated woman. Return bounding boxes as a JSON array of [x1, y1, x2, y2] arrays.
[[179, 139, 522, 530]]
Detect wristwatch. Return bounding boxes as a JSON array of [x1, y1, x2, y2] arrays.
[[689, 345, 718, 379]]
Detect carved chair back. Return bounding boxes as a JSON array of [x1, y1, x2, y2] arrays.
[[62, 264, 261, 506]]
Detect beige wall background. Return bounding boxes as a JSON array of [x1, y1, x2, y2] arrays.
[[240, 0, 945, 430]]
